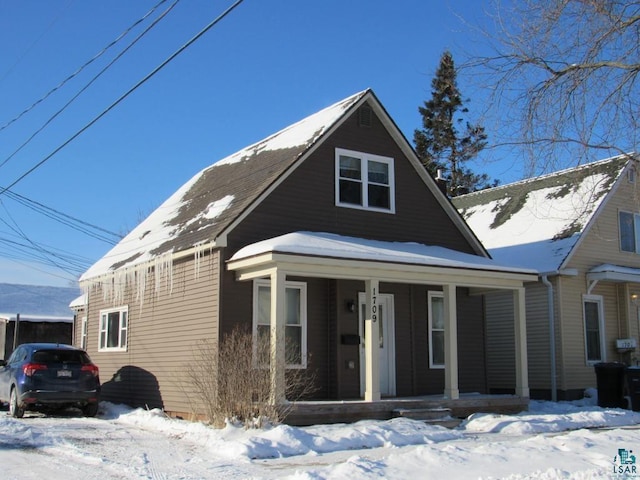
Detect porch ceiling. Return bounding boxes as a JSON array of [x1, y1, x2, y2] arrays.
[[227, 232, 537, 290]]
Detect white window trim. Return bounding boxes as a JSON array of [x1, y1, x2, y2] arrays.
[[619, 209, 640, 254], [428, 291, 445, 369], [582, 295, 606, 365], [98, 306, 128, 352], [335, 147, 396, 213], [80, 316, 88, 350], [252, 279, 308, 369]]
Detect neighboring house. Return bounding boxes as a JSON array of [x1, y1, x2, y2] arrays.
[[453, 154, 640, 401], [0, 314, 73, 359], [77, 89, 536, 422], [0, 283, 79, 359]]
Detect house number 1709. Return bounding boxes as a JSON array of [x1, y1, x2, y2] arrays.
[[371, 287, 377, 323]]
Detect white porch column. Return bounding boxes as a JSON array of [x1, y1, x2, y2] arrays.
[[514, 287, 530, 398], [364, 279, 381, 402], [443, 283, 459, 400], [269, 269, 286, 405]]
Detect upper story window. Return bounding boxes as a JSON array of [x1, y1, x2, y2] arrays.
[[335, 148, 395, 213], [619, 210, 640, 253], [99, 307, 128, 352]]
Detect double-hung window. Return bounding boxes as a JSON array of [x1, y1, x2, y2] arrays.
[[583, 295, 605, 364], [619, 210, 640, 253], [428, 291, 445, 369], [99, 307, 128, 352], [335, 148, 395, 212], [253, 279, 307, 368]]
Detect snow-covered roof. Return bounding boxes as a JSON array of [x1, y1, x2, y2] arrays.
[[587, 263, 640, 283], [69, 294, 87, 309], [453, 155, 633, 272], [230, 231, 535, 275], [0, 314, 73, 323], [81, 90, 369, 282]]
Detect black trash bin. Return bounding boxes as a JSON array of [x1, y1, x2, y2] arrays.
[[594, 362, 626, 408], [626, 367, 640, 411]]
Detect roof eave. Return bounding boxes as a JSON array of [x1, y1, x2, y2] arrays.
[[227, 251, 537, 289]]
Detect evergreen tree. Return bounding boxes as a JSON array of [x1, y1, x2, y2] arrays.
[[414, 51, 492, 196]]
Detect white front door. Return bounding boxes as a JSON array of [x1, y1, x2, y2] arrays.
[[358, 293, 395, 397]]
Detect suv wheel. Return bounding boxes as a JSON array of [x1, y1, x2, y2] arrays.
[[82, 402, 99, 417], [9, 388, 24, 418]]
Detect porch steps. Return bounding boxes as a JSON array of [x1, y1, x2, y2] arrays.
[[392, 407, 462, 428]]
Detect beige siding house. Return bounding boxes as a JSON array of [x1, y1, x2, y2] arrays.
[[77, 90, 536, 423], [454, 155, 640, 400]]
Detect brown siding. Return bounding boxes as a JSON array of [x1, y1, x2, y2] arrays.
[[219, 102, 486, 400], [86, 101, 490, 413], [336, 280, 365, 399], [84, 251, 220, 416], [225, 102, 476, 255], [457, 288, 487, 393]]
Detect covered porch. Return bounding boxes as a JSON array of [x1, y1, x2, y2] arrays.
[[227, 232, 537, 419]]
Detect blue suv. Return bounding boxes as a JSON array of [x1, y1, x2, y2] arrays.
[[0, 343, 100, 418]]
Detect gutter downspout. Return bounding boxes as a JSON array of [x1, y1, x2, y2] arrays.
[[541, 275, 557, 402]]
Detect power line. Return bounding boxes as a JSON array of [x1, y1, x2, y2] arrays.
[[0, 0, 179, 171], [0, 0, 245, 197], [0, 209, 90, 275], [0, 0, 75, 84], [0, 0, 169, 133], [1, 188, 121, 244]]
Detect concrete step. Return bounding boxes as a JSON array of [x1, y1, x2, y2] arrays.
[[392, 407, 462, 428]]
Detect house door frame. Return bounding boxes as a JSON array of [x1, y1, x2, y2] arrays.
[[358, 292, 396, 397]]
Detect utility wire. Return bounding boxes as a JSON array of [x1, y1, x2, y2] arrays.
[[0, 0, 75, 84], [1, 188, 120, 244], [0, 227, 94, 266], [0, 254, 82, 283], [0, 0, 245, 197], [0, 237, 89, 274], [0, 203, 88, 275], [0, 0, 169, 133], [0, 0, 179, 171]]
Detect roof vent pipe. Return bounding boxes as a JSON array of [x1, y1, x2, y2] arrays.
[[435, 169, 448, 196]]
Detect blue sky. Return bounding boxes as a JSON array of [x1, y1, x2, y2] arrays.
[[0, 0, 518, 287]]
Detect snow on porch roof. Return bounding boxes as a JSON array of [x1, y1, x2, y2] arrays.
[[80, 90, 369, 282], [229, 231, 536, 275], [587, 263, 640, 284]]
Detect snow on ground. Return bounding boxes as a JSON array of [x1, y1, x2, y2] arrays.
[[1, 395, 640, 479]]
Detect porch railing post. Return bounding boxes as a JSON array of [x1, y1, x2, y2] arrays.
[[364, 279, 381, 402], [443, 283, 459, 400], [269, 269, 287, 405], [514, 286, 530, 398]]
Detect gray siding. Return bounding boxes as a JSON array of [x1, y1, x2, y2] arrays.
[[484, 290, 516, 391]]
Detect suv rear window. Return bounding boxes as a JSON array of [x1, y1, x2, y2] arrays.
[[32, 350, 90, 364]]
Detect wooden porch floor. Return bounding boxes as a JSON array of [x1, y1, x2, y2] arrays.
[[284, 393, 529, 426]]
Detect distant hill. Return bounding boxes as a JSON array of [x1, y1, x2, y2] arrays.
[[0, 283, 81, 317]]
